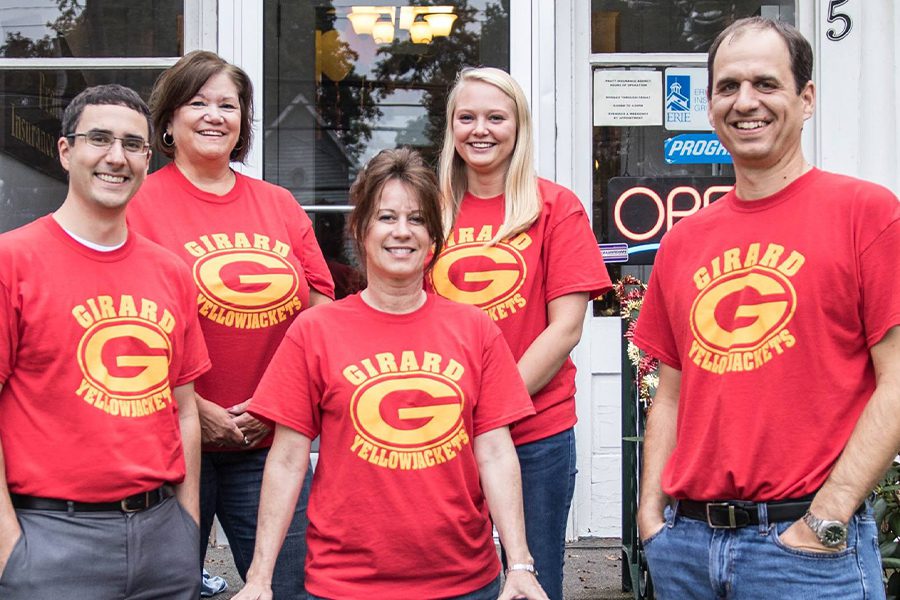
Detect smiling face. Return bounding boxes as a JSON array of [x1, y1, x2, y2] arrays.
[[451, 80, 518, 179], [364, 179, 432, 287], [59, 103, 150, 212], [708, 27, 815, 171], [168, 71, 241, 166]]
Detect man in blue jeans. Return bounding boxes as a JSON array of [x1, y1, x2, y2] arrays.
[[633, 17, 900, 599]]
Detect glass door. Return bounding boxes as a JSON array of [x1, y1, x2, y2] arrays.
[[263, 0, 512, 298]]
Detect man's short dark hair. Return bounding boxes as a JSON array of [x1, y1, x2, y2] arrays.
[[707, 17, 813, 96], [61, 84, 152, 138]]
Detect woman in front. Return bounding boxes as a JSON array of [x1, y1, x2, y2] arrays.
[[127, 51, 334, 598], [427, 68, 612, 600], [234, 148, 547, 600]]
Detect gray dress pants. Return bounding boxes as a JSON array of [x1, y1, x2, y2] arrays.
[[0, 495, 200, 600]]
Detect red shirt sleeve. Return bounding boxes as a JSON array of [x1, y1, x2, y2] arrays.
[[250, 328, 321, 440], [632, 240, 682, 370], [0, 278, 16, 384], [286, 199, 336, 300], [542, 185, 612, 302], [860, 213, 900, 347], [472, 319, 535, 436], [174, 267, 212, 386]]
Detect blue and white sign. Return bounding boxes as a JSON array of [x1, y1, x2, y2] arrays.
[[664, 68, 711, 131], [664, 133, 733, 164], [599, 243, 629, 264]]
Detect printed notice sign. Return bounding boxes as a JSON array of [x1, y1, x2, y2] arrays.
[[664, 68, 712, 131], [593, 70, 662, 127]]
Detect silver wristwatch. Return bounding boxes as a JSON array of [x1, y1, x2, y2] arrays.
[[801, 510, 848, 548]]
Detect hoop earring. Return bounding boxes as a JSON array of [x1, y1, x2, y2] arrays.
[[162, 131, 175, 147], [230, 137, 244, 160]]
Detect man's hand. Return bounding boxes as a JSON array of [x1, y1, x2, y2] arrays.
[[230, 580, 272, 600], [227, 399, 271, 448], [0, 522, 21, 578], [637, 505, 666, 543], [197, 394, 244, 447], [499, 570, 549, 600], [778, 518, 842, 554]]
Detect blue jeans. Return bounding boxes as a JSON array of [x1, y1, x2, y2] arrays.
[[306, 575, 500, 600], [502, 428, 576, 600], [644, 502, 885, 599], [200, 448, 312, 600]]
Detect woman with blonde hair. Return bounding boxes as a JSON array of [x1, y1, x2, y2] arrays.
[[428, 67, 612, 600]]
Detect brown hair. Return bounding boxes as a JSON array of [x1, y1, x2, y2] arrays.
[[348, 148, 444, 272], [149, 50, 254, 162], [707, 17, 813, 97]]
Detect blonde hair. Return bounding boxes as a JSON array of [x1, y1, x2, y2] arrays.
[[438, 67, 541, 245]]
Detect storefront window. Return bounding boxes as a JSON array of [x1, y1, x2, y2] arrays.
[[0, 0, 184, 58], [590, 2, 795, 315], [263, 0, 511, 296], [0, 0, 183, 232], [591, 0, 795, 53], [0, 68, 164, 232]]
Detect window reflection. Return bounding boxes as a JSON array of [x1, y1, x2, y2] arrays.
[[0, 0, 183, 58], [591, 0, 795, 53], [264, 0, 510, 297], [0, 68, 162, 232]]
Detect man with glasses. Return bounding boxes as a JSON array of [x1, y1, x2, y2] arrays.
[[633, 17, 900, 598], [0, 84, 210, 599]]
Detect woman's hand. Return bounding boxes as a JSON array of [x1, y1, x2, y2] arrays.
[[230, 581, 272, 600], [228, 399, 271, 448], [499, 570, 549, 600], [196, 394, 245, 447]]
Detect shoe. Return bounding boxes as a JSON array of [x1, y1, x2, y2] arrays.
[[201, 568, 228, 597]]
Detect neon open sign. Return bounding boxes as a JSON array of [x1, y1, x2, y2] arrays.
[[606, 177, 734, 264]]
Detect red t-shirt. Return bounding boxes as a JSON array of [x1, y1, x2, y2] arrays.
[[128, 163, 334, 450], [250, 293, 534, 599], [633, 169, 900, 501], [427, 178, 611, 445], [0, 216, 211, 502]]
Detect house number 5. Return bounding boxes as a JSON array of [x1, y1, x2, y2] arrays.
[[826, 0, 852, 41]]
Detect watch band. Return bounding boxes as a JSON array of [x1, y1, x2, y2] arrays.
[[506, 563, 538, 576]]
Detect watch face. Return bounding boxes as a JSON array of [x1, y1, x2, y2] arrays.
[[821, 523, 848, 547]]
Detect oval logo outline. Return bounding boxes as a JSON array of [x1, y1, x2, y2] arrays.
[[76, 317, 172, 399], [349, 372, 465, 452], [429, 242, 527, 309], [689, 266, 797, 354], [193, 249, 300, 313]]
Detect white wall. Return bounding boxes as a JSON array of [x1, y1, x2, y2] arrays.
[[587, 317, 623, 537], [814, 0, 900, 194]]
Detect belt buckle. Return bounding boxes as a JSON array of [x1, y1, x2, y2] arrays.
[[706, 502, 738, 528], [120, 492, 150, 513]]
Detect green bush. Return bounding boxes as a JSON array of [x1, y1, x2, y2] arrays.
[[876, 462, 900, 598]]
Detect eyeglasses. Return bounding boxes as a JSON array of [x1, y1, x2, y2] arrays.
[[66, 130, 150, 155]]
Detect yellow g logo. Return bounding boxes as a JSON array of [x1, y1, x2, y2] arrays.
[[76, 318, 172, 398], [194, 249, 299, 312], [690, 267, 796, 354], [350, 373, 464, 451], [430, 242, 526, 309]]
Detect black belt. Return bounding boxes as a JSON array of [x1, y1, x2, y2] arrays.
[[678, 495, 859, 529], [11, 486, 172, 513]]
